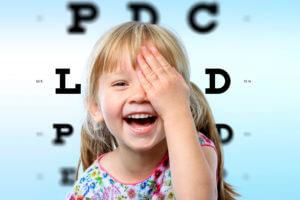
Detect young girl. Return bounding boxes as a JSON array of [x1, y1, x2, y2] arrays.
[[64, 21, 240, 200]]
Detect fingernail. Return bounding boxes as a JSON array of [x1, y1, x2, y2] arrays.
[[137, 54, 142, 61], [141, 46, 147, 52], [137, 70, 142, 77], [150, 46, 157, 53]]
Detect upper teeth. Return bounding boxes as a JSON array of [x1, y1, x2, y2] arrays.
[[127, 114, 153, 119]]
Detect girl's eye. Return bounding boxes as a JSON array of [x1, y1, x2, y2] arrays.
[[113, 82, 127, 87]]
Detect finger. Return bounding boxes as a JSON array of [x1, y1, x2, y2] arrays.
[[137, 53, 159, 83], [141, 46, 168, 77], [137, 69, 152, 91], [149, 46, 173, 74]]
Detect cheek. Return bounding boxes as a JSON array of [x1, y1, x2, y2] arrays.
[[101, 91, 124, 121]]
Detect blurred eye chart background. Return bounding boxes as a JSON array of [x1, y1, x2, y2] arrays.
[[1, 0, 299, 199]]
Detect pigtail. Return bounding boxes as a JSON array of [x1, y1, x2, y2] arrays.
[[189, 81, 241, 200], [75, 112, 118, 181]]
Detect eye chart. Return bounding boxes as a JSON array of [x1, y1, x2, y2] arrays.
[[1, 1, 299, 199]]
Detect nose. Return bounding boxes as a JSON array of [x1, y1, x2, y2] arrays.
[[129, 82, 148, 104]]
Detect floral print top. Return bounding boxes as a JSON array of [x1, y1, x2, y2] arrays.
[[64, 132, 218, 200]]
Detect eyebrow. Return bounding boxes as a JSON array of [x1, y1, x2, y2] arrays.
[[109, 67, 132, 74], [112, 71, 127, 74], [107, 72, 128, 77], [105, 71, 130, 80]]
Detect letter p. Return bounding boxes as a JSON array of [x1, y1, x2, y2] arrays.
[[53, 124, 73, 145], [67, 2, 98, 34]]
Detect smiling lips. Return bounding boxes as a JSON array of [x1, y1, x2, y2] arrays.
[[124, 114, 158, 135]]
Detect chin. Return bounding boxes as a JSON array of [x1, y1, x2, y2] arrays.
[[129, 136, 166, 153], [128, 141, 157, 152]]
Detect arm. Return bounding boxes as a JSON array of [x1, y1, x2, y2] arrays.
[[163, 107, 217, 200], [136, 45, 217, 199]]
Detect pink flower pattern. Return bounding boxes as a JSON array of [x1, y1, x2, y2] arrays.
[[64, 132, 217, 199]]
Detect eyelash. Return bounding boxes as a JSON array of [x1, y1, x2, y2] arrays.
[[113, 81, 127, 87]]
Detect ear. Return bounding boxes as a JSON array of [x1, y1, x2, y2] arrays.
[[87, 98, 104, 123]]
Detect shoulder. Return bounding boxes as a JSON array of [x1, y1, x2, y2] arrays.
[[197, 132, 216, 148], [197, 132, 218, 183], [64, 160, 100, 200]]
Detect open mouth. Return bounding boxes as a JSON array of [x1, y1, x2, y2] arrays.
[[123, 116, 157, 128]]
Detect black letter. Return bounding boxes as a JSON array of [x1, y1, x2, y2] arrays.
[[128, 2, 158, 24], [56, 68, 81, 94], [205, 68, 230, 94], [187, 3, 218, 33], [67, 2, 98, 34], [53, 124, 73, 145], [60, 167, 75, 185], [216, 123, 233, 144]]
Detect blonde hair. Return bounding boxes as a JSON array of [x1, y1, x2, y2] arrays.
[[77, 21, 241, 200]]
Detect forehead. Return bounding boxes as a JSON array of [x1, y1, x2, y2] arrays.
[[110, 51, 134, 73], [100, 53, 135, 81]]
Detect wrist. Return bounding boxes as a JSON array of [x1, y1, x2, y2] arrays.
[[162, 105, 193, 124], [162, 106, 197, 138]]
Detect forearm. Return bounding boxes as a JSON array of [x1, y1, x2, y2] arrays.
[[163, 107, 215, 200]]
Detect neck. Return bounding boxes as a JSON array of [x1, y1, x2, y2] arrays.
[[115, 139, 168, 182]]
